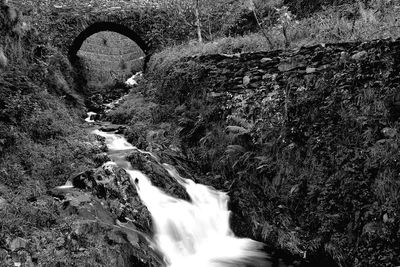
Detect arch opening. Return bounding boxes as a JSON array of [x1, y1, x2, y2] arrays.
[[69, 22, 149, 62], [69, 22, 150, 95]]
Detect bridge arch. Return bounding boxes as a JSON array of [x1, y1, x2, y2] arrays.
[[68, 21, 150, 70]]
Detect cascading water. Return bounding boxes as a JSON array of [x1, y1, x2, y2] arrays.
[[130, 166, 266, 267], [85, 111, 97, 122], [92, 129, 268, 267]]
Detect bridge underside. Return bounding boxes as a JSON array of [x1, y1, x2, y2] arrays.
[[69, 21, 149, 62], [69, 22, 150, 73], [77, 31, 145, 89]]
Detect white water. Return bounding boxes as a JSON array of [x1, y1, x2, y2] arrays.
[[85, 111, 97, 122], [125, 71, 143, 86], [93, 129, 266, 267]]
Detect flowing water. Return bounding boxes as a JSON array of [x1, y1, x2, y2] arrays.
[[85, 111, 97, 122], [91, 124, 269, 267]]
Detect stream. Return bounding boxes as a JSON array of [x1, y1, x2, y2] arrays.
[[76, 76, 322, 266], [90, 125, 268, 267]]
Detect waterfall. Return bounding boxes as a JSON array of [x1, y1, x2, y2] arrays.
[[93, 129, 267, 267], [85, 111, 97, 122]]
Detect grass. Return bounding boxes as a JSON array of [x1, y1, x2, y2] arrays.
[[106, 91, 158, 125], [149, 2, 400, 73], [148, 33, 271, 74], [0, 2, 116, 265]]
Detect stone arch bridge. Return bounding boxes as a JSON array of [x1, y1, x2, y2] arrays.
[[11, 0, 187, 69]]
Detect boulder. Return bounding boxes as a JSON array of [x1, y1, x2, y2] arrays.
[[127, 150, 190, 200]]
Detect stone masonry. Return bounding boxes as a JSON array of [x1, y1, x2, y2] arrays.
[[77, 31, 145, 87]]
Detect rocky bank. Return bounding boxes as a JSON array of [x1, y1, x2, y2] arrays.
[[142, 37, 400, 266]]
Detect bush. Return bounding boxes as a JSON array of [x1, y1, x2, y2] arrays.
[[106, 93, 157, 125], [0, 4, 103, 264]]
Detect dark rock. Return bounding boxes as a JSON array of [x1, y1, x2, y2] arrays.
[[351, 50, 368, 60], [93, 152, 110, 166], [86, 93, 104, 112], [99, 124, 127, 132], [71, 170, 96, 190], [127, 151, 190, 200]]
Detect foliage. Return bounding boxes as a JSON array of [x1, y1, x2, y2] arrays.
[[106, 92, 158, 125], [6, 0, 400, 266], [148, 0, 400, 77], [0, 2, 114, 265], [130, 32, 400, 266]]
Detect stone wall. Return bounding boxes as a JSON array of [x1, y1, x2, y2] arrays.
[[158, 37, 400, 122], [77, 31, 145, 87]]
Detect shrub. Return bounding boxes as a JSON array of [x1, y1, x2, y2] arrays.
[[106, 93, 157, 125]]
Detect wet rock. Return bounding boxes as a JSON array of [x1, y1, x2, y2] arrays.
[[106, 221, 139, 248], [55, 183, 148, 258], [71, 170, 96, 190], [107, 230, 127, 244], [127, 151, 189, 200], [93, 152, 110, 166], [103, 161, 116, 175], [117, 220, 139, 246]]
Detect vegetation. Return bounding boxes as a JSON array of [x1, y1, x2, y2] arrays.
[[105, 1, 400, 266], [0, 2, 115, 265], [3, 0, 400, 266], [149, 0, 400, 74]]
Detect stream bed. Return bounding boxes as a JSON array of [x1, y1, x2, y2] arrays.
[[90, 124, 269, 267], [76, 84, 335, 267]]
